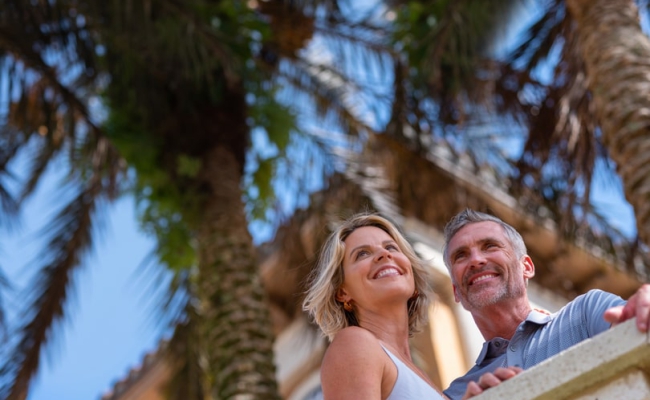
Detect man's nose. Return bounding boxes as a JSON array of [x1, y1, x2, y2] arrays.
[[467, 249, 487, 267]]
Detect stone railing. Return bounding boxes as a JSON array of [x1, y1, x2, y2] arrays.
[[475, 318, 650, 400]]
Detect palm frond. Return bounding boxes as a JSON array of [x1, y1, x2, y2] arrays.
[[0, 267, 11, 340], [0, 130, 123, 400], [258, 2, 392, 135], [277, 57, 378, 134], [0, 181, 102, 400], [509, 0, 565, 73], [502, 7, 607, 230], [0, 126, 19, 219], [129, 249, 201, 400], [134, 247, 192, 333]]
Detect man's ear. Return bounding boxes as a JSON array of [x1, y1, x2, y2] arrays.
[[452, 284, 460, 303], [335, 287, 350, 303], [522, 255, 535, 279]]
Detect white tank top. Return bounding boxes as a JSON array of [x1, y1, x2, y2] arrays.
[[381, 345, 446, 400]]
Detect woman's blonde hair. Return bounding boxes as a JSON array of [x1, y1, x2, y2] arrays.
[[303, 213, 433, 341]]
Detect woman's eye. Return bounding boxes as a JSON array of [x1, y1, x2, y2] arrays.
[[355, 250, 369, 259], [386, 244, 399, 251]]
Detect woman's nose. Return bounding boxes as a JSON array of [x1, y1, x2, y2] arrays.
[[375, 247, 391, 261]]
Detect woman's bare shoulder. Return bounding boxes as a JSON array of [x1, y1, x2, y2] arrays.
[[323, 327, 386, 370], [329, 326, 385, 354], [331, 326, 378, 345], [321, 327, 388, 399]]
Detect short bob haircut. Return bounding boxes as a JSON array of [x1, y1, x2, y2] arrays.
[[303, 213, 433, 342]]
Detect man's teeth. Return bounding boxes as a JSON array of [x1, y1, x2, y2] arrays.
[[472, 274, 497, 284], [375, 268, 400, 279]]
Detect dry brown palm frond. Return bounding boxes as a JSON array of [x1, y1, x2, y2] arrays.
[[503, 2, 613, 243]]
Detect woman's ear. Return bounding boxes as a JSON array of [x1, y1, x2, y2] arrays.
[[335, 287, 350, 303]]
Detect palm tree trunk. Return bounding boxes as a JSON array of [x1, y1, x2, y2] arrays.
[[196, 145, 280, 400], [566, 0, 650, 245]]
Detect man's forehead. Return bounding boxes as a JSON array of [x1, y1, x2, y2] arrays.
[[450, 221, 505, 244]]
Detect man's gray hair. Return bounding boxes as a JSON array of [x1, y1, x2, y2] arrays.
[[442, 209, 527, 268]]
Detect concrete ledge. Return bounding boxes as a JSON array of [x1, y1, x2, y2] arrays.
[[475, 318, 650, 400]]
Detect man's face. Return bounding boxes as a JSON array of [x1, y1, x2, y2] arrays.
[[446, 221, 534, 311]]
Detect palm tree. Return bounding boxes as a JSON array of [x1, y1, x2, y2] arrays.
[[487, 0, 650, 260], [379, 0, 650, 271], [563, 0, 650, 247], [0, 1, 385, 399]]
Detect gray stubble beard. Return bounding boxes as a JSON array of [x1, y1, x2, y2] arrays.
[[460, 278, 526, 311]]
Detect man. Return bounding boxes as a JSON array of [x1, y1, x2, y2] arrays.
[[442, 209, 650, 399]]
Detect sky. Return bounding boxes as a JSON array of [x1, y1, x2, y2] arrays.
[[2, 170, 165, 400]]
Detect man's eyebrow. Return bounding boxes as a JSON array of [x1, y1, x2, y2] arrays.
[[481, 236, 504, 244], [449, 237, 502, 256], [449, 245, 468, 259]]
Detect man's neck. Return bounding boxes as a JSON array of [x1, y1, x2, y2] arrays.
[[472, 299, 532, 341]]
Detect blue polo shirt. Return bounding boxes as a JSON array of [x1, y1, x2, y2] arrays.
[[443, 289, 626, 400]]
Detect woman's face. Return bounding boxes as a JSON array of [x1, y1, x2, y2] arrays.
[[336, 226, 415, 309]]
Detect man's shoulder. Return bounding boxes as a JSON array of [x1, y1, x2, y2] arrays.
[[551, 289, 619, 312], [578, 289, 614, 299], [550, 289, 625, 334], [569, 289, 624, 308]]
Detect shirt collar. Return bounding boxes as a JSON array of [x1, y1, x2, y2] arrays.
[[474, 309, 553, 365], [526, 308, 553, 325]]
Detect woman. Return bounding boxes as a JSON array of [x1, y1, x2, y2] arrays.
[[303, 213, 446, 399]]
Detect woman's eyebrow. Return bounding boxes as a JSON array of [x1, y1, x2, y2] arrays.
[[347, 244, 368, 257]]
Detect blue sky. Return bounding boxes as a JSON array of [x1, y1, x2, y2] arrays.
[[2, 176, 164, 400]]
